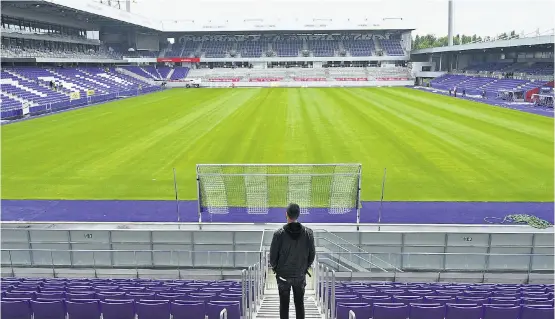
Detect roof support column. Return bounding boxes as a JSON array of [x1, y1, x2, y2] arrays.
[[448, 0, 454, 46]]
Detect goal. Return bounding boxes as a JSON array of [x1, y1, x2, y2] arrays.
[[196, 164, 362, 222]]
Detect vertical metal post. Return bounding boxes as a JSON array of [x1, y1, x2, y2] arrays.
[[196, 165, 203, 227], [9, 250, 15, 277], [93, 251, 98, 278], [377, 168, 387, 231], [50, 250, 56, 278], [241, 269, 247, 319], [528, 234, 536, 284], [134, 250, 138, 279], [356, 165, 362, 227], [330, 270, 336, 319], [323, 267, 329, 318], [173, 168, 180, 223]]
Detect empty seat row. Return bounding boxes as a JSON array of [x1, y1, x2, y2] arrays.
[[1, 298, 241, 319], [334, 302, 553, 319]]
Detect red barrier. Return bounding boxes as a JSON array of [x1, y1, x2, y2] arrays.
[[249, 78, 283, 82], [157, 57, 200, 63], [293, 78, 327, 81], [376, 77, 410, 81], [208, 78, 241, 82], [335, 78, 367, 81]]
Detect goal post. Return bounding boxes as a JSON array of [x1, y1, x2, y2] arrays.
[[196, 163, 362, 223]]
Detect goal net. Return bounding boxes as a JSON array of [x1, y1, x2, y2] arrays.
[[196, 164, 362, 221]]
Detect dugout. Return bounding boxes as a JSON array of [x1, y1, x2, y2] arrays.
[[531, 93, 554, 107]]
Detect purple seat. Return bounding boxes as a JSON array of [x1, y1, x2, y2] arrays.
[[520, 305, 554, 319], [6, 291, 35, 299], [336, 302, 371, 319], [127, 292, 155, 302], [360, 295, 392, 305], [171, 300, 205, 319], [1, 299, 32, 319], [40, 286, 65, 292], [67, 300, 101, 319], [156, 293, 188, 302], [30, 300, 65, 319], [521, 298, 553, 306], [408, 290, 434, 296], [381, 289, 406, 296], [145, 286, 170, 293], [372, 303, 409, 319], [136, 301, 171, 319], [483, 304, 519, 319], [437, 290, 462, 297], [67, 292, 96, 300], [464, 290, 492, 297], [68, 286, 92, 292], [189, 293, 216, 303], [392, 295, 423, 305], [456, 296, 488, 305], [173, 288, 198, 293], [93, 286, 119, 292], [409, 303, 445, 319], [35, 292, 65, 299], [100, 300, 135, 319], [445, 304, 482, 319], [97, 292, 127, 300], [488, 297, 519, 306], [206, 301, 241, 319], [423, 296, 455, 305]]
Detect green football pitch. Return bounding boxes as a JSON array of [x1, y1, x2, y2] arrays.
[[1, 87, 553, 202]]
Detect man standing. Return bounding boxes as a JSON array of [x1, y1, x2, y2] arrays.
[[270, 203, 316, 319]]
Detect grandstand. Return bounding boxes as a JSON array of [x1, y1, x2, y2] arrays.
[[1, 0, 554, 319]]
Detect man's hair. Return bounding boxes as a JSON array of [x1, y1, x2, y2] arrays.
[[286, 203, 300, 220]]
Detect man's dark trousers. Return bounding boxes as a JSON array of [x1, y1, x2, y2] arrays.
[[277, 276, 305, 319]]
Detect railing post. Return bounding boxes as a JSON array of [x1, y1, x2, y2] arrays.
[[219, 308, 228, 319], [50, 250, 56, 278], [241, 269, 247, 319], [9, 250, 14, 277], [330, 269, 336, 319]]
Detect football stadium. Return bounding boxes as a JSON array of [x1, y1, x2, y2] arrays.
[[0, 0, 554, 318]]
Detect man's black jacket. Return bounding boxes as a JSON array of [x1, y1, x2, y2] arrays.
[[269, 222, 315, 279]]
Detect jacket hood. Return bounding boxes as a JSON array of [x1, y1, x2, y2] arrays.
[[283, 222, 303, 240]]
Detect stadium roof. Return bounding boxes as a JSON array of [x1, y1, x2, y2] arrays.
[[411, 34, 554, 55], [5, 0, 413, 33]]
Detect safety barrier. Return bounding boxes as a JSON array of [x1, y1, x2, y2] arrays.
[[314, 262, 336, 319], [241, 252, 267, 319]]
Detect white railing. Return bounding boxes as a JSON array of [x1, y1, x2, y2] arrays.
[[314, 262, 336, 319], [241, 252, 267, 319]]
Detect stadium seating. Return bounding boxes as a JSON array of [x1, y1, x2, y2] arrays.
[[272, 39, 303, 57], [0, 67, 159, 118], [430, 74, 548, 98], [343, 39, 375, 56], [238, 40, 267, 58], [379, 39, 405, 56], [164, 40, 199, 57], [202, 41, 233, 58], [308, 40, 339, 57], [169, 67, 190, 80], [327, 281, 554, 319], [0, 277, 243, 319]]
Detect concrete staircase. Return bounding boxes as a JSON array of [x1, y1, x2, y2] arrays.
[[255, 273, 323, 319]]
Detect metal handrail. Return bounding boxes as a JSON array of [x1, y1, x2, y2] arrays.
[[318, 237, 390, 272], [317, 230, 403, 272]]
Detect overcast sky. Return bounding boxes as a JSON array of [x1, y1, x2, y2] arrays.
[[129, 0, 554, 36]]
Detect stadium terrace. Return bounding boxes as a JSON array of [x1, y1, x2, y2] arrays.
[[0, 1, 554, 319]]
